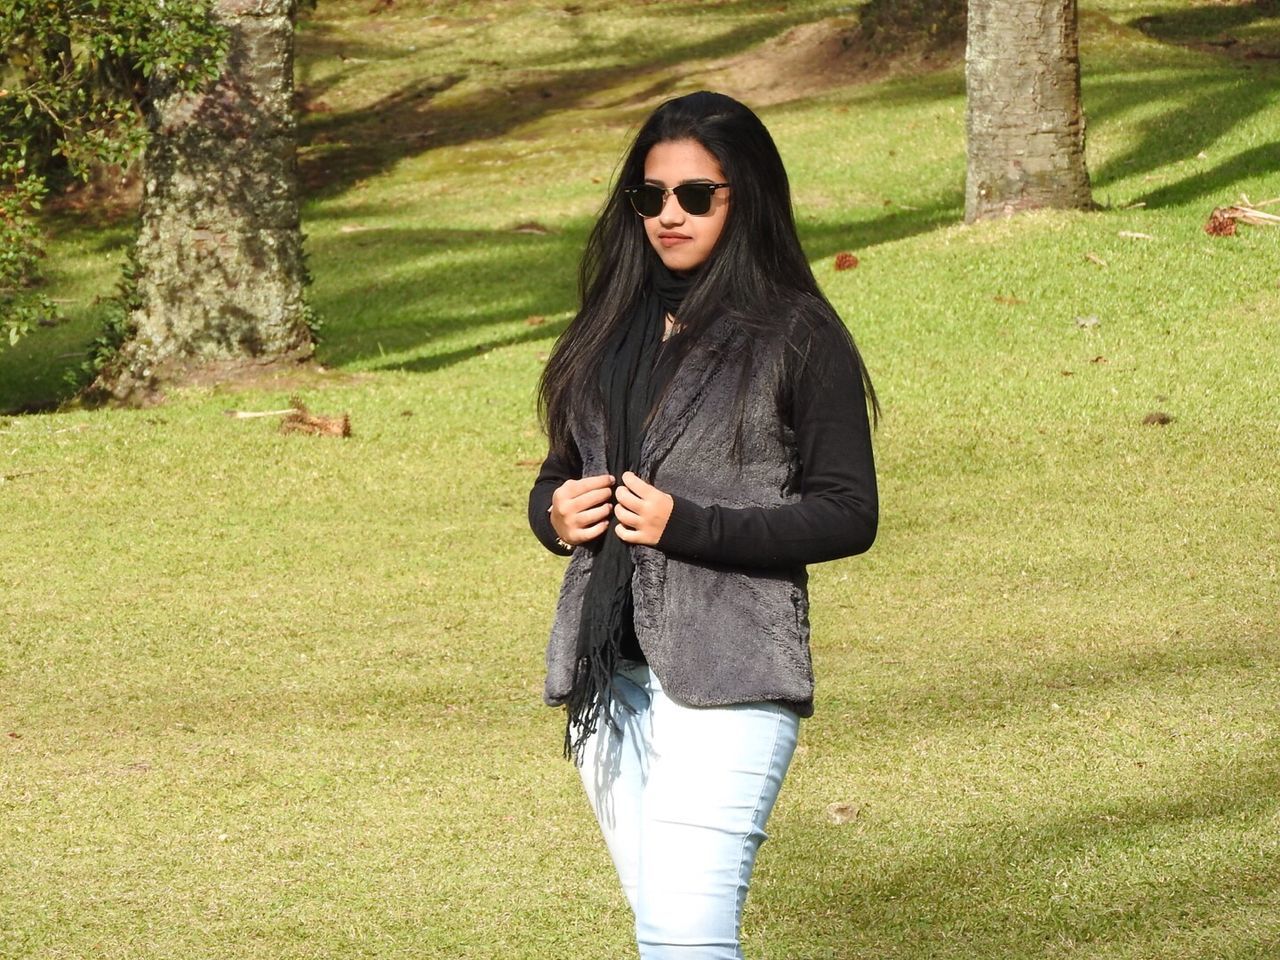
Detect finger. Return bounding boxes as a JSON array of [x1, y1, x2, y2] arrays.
[[563, 473, 615, 497], [613, 522, 656, 546], [613, 503, 642, 527], [579, 520, 608, 540], [569, 486, 615, 511], [573, 503, 612, 526], [554, 484, 609, 517], [614, 484, 643, 510], [621, 471, 654, 496], [576, 476, 614, 496]]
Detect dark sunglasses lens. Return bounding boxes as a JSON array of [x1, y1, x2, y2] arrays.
[[674, 184, 714, 215], [629, 186, 664, 217]]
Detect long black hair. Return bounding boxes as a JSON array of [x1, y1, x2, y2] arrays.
[[538, 91, 878, 456]]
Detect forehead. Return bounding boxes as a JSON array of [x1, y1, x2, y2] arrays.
[[643, 139, 725, 184]]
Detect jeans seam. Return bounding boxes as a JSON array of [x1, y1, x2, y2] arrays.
[[733, 706, 786, 940]]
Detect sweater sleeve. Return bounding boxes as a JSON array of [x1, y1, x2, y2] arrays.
[[656, 316, 878, 569], [527, 440, 582, 557]]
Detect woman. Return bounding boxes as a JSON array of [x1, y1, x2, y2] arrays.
[[527, 91, 878, 959]]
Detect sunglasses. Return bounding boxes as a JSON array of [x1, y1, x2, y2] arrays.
[[624, 181, 730, 218]]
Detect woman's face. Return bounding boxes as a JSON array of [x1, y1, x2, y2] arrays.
[[640, 139, 730, 274]]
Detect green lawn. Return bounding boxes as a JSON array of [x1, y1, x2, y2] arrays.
[[2, 1, 1279, 958]]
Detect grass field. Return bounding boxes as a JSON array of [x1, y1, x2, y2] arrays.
[[2, 1, 1279, 958]]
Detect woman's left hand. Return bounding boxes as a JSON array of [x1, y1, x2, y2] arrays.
[[613, 471, 674, 546]]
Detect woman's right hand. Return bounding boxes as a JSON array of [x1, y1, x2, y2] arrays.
[[550, 473, 615, 547]]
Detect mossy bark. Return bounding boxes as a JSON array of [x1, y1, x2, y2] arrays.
[[964, 0, 1093, 223], [98, 0, 312, 402]]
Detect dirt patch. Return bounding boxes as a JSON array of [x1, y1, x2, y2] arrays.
[[46, 162, 143, 226], [698, 17, 962, 107], [80, 357, 371, 409], [177, 358, 370, 395]]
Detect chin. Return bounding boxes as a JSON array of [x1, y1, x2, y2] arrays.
[[658, 250, 709, 273]]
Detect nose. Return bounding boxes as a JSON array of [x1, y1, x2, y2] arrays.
[[657, 191, 685, 227]]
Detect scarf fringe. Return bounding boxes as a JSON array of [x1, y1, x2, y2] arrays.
[[563, 590, 633, 764]]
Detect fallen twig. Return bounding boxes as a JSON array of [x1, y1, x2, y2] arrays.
[[279, 396, 351, 438], [1205, 196, 1280, 236], [224, 407, 301, 419], [1, 469, 48, 483], [1230, 207, 1280, 225]]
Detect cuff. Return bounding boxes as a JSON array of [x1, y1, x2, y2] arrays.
[[656, 495, 713, 559], [529, 494, 574, 557]]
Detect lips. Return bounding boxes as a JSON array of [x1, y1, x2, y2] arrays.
[[658, 233, 692, 247]]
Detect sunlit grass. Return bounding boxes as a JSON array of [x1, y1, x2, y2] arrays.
[[3, 1, 1279, 957]]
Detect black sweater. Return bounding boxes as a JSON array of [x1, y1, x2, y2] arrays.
[[528, 317, 878, 570]]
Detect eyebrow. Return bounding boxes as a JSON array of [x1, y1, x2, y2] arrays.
[[642, 177, 717, 186]]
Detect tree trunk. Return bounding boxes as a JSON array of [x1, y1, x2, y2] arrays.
[[965, 0, 1093, 223], [100, 0, 312, 401]]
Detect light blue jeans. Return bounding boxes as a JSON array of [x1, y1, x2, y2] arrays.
[[577, 662, 800, 959]]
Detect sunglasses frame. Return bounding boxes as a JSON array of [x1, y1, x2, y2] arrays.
[[624, 181, 731, 218]]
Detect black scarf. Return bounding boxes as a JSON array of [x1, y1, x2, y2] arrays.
[[564, 263, 695, 761]]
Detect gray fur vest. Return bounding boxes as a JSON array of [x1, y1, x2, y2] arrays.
[[544, 316, 815, 717]]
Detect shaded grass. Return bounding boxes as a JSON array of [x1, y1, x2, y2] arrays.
[[3, 1, 1280, 957], [291, 0, 864, 198], [0, 222, 134, 413]]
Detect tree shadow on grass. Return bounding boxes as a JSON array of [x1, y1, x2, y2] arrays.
[[306, 193, 966, 375], [373, 321, 567, 376], [307, 221, 585, 370], [799, 195, 964, 262], [808, 16, 1279, 216], [762, 629, 1280, 957], [767, 742, 1280, 958], [294, 9, 829, 200], [1128, 0, 1280, 57], [247, 12, 1280, 381], [1134, 141, 1280, 210], [1084, 63, 1280, 209]]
